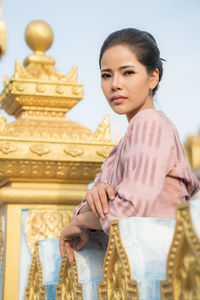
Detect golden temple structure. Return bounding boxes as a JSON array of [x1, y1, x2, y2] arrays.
[[0, 20, 115, 299], [185, 134, 200, 180], [0, 16, 200, 300]]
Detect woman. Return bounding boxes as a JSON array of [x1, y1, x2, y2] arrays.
[[59, 28, 200, 262]]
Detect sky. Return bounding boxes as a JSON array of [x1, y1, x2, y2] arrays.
[[0, 0, 200, 143]]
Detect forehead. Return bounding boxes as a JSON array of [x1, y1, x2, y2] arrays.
[[100, 44, 140, 68]]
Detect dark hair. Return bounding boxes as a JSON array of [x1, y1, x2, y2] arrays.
[[99, 28, 164, 96]]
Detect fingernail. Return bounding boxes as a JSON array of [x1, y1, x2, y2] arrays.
[[104, 209, 108, 214]]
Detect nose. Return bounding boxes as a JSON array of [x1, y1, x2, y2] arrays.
[[111, 74, 122, 91]]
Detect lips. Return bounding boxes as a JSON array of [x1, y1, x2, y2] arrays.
[[111, 95, 127, 104]]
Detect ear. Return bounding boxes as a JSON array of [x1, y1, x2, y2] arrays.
[[149, 68, 159, 90]]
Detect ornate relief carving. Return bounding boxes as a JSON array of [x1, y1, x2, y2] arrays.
[[91, 115, 111, 142], [0, 141, 17, 154], [64, 145, 84, 157], [0, 160, 101, 182], [72, 86, 80, 96], [161, 202, 200, 299], [56, 255, 83, 300], [14, 59, 78, 84], [65, 65, 77, 83], [30, 143, 50, 156], [56, 86, 64, 94], [25, 241, 46, 300], [36, 84, 45, 93], [15, 83, 24, 92], [96, 147, 112, 159], [0, 113, 16, 136], [99, 220, 139, 300], [24, 209, 73, 254], [0, 213, 3, 280]]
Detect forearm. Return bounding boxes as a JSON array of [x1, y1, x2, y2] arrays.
[[74, 211, 102, 230]]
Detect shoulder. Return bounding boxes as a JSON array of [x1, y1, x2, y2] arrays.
[[128, 109, 175, 134], [126, 109, 175, 147]]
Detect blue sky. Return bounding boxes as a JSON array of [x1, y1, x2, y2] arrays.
[[0, 0, 200, 142]]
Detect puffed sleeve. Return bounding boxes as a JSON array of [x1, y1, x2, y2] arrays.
[[100, 113, 175, 234]]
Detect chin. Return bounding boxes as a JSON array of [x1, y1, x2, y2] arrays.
[[112, 106, 128, 115]]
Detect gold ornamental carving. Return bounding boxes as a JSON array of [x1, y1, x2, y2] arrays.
[[96, 147, 112, 159], [160, 202, 200, 299], [184, 135, 200, 170], [0, 160, 102, 183], [0, 141, 17, 154], [0, 213, 3, 276], [64, 145, 84, 157], [30, 143, 50, 156], [56, 255, 83, 300], [25, 241, 46, 300], [91, 115, 111, 142], [99, 220, 139, 300], [24, 209, 73, 254]]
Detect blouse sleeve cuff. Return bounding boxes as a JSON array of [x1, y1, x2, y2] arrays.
[[72, 200, 87, 221]]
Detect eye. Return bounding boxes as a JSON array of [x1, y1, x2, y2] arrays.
[[124, 70, 135, 76], [101, 73, 111, 79]]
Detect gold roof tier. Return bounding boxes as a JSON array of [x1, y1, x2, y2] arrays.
[[0, 4, 6, 58], [0, 20, 115, 187]]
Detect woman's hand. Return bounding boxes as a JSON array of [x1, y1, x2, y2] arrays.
[[85, 183, 116, 219], [59, 221, 90, 263]]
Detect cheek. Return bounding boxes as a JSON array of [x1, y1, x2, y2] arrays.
[[101, 81, 109, 97]]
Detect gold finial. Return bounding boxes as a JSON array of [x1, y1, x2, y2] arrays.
[[24, 20, 54, 66], [25, 20, 53, 54]]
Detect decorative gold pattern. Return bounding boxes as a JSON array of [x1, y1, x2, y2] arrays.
[[99, 220, 139, 300], [25, 241, 46, 300], [0, 160, 101, 183], [0, 141, 17, 154], [56, 255, 83, 300], [0, 19, 114, 298], [64, 145, 84, 157], [96, 147, 112, 159], [160, 202, 200, 299], [24, 209, 73, 254], [30, 143, 50, 156], [0, 113, 15, 136], [184, 135, 200, 171], [0, 212, 3, 278], [91, 115, 111, 142]]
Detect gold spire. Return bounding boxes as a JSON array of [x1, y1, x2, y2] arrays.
[[24, 20, 54, 66]]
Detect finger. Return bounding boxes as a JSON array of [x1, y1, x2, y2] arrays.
[[97, 185, 109, 215], [86, 191, 99, 217], [76, 230, 90, 251], [76, 239, 87, 251], [92, 187, 106, 218], [65, 240, 74, 263], [106, 184, 116, 201], [59, 236, 66, 258]]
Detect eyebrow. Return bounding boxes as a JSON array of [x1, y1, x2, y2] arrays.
[[101, 65, 136, 72]]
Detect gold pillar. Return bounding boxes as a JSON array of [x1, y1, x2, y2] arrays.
[[184, 135, 200, 180], [0, 20, 115, 299]]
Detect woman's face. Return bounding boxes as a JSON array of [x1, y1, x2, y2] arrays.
[[100, 45, 159, 121]]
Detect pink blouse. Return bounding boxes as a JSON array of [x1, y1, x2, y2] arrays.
[[73, 109, 200, 234]]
